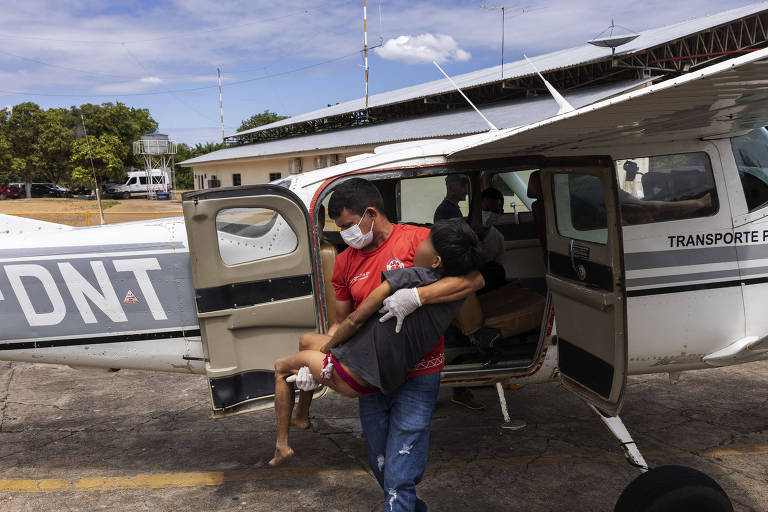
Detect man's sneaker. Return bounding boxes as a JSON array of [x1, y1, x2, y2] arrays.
[[451, 389, 486, 410]]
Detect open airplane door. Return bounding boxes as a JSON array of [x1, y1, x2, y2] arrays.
[[182, 185, 319, 417], [540, 157, 627, 416]]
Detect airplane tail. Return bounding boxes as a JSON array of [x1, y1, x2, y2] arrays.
[[0, 213, 73, 235]]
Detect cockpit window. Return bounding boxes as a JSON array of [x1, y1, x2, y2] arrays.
[[731, 127, 768, 212]]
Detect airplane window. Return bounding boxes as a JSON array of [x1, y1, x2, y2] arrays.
[[552, 173, 608, 245], [489, 170, 536, 214], [216, 208, 298, 265], [614, 152, 717, 225], [397, 174, 470, 225], [731, 127, 768, 212]]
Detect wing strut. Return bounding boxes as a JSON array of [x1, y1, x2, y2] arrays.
[[524, 55, 575, 115]]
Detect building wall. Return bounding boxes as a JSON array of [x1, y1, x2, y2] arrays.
[[189, 149, 372, 190]]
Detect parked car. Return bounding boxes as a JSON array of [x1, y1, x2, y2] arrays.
[[29, 183, 60, 198], [106, 170, 171, 198], [52, 184, 71, 197], [0, 183, 21, 200]]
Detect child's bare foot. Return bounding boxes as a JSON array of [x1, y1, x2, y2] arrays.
[[290, 413, 311, 430], [268, 445, 294, 467]]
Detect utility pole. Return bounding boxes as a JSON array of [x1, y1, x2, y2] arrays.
[[482, 5, 506, 81], [217, 67, 225, 141], [363, 0, 369, 114], [80, 114, 105, 225]]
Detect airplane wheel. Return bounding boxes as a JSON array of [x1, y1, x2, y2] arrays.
[[614, 465, 732, 512]]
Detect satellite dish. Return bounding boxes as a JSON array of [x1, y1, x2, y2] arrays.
[[588, 19, 639, 55]]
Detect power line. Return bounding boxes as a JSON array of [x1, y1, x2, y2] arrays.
[[0, 11, 311, 45], [0, 47, 138, 79], [0, 48, 374, 98]]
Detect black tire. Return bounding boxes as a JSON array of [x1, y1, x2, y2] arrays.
[[615, 465, 733, 512], [122, 192, 131, 199], [0, 193, 6, 201]]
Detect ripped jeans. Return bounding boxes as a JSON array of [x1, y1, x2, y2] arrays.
[[358, 372, 441, 512]]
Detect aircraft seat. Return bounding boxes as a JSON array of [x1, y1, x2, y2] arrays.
[[527, 170, 547, 256], [319, 240, 338, 326], [452, 282, 545, 340]]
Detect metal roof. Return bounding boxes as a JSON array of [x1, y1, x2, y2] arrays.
[[450, 48, 768, 159], [231, 2, 768, 138], [180, 79, 649, 166]]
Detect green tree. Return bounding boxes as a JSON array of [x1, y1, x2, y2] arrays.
[[32, 108, 74, 186], [70, 134, 124, 190], [0, 107, 13, 184], [237, 110, 287, 132], [68, 102, 158, 168], [3, 102, 44, 197]]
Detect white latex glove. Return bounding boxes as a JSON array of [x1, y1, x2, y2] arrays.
[[286, 366, 320, 391], [378, 287, 421, 334]]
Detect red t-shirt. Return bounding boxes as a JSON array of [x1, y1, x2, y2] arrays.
[[332, 224, 445, 377]]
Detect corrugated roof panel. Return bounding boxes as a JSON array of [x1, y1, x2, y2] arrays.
[[231, 2, 768, 137], [181, 79, 649, 165]]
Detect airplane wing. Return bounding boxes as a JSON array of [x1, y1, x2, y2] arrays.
[[449, 47, 768, 159], [0, 213, 73, 235]]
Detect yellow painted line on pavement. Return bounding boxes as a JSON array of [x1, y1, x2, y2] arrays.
[[1, 443, 766, 493]]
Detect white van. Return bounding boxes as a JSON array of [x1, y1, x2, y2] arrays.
[[107, 170, 171, 198]]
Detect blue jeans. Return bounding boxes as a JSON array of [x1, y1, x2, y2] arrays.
[[358, 372, 441, 512]]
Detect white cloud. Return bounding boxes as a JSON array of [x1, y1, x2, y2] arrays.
[[140, 76, 163, 84], [376, 33, 471, 64]]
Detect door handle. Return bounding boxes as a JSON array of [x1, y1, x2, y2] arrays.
[[569, 239, 576, 274], [568, 240, 590, 281]]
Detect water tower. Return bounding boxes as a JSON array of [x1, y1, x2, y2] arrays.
[[132, 133, 177, 197]]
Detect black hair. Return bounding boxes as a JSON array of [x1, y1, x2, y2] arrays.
[[327, 178, 386, 219], [481, 187, 504, 203], [430, 218, 482, 276]]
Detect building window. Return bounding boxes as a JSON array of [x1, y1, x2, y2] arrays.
[[269, 172, 282, 182], [207, 175, 221, 188], [232, 173, 241, 187]]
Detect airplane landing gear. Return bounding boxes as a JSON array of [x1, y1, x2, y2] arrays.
[[588, 405, 733, 512], [615, 465, 733, 512]]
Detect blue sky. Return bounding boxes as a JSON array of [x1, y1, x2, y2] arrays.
[[0, 0, 759, 145]]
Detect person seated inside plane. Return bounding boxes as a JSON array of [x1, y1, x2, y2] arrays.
[[433, 173, 485, 410], [268, 218, 481, 466], [571, 163, 714, 226], [476, 187, 507, 293], [434, 174, 469, 222]]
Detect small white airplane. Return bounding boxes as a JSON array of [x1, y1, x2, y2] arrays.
[[3, 47, 768, 511]]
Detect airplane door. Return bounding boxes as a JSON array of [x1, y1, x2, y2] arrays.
[[540, 157, 627, 416], [182, 185, 319, 417]]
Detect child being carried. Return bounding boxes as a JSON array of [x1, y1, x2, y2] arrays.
[[269, 218, 482, 466]]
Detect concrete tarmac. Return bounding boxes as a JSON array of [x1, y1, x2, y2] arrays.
[[0, 360, 765, 511]]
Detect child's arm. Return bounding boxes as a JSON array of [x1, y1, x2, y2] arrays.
[[320, 280, 392, 353]]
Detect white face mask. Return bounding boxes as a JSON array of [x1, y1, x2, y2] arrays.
[[341, 212, 374, 249], [482, 210, 500, 227]]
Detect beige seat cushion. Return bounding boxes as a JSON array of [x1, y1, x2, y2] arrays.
[[478, 283, 545, 338], [320, 241, 338, 325]]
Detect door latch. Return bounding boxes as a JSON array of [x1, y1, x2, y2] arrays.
[[569, 239, 589, 281]]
